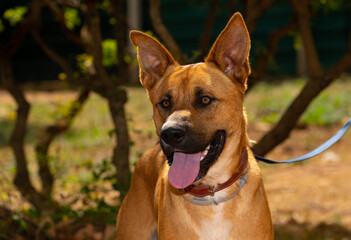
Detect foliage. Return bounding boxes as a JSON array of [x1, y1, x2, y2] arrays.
[[51, 100, 82, 121], [55, 158, 119, 225], [310, 0, 344, 12], [3, 6, 28, 27], [64, 7, 81, 30], [102, 39, 117, 67], [0, 157, 119, 238], [12, 213, 27, 231], [99, 0, 112, 12], [76, 53, 94, 74]]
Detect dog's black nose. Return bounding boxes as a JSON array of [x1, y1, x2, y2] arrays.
[[161, 127, 185, 146]]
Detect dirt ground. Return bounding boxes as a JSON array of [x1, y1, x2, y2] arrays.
[[248, 121, 351, 238]]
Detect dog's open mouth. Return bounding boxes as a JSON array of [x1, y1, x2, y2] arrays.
[[166, 130, 226, 189]]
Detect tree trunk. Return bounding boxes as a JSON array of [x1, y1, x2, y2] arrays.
[[290, 0, 324, 78], [111, 0, 129, 85], [44, 0, 132, 198], [235, 0, 280, 91], [85, 0, 111, 87], [197, 0, 219, 61], [0, 0, 60, 214], [35, 89, 90, 198], [0, 56, 56, 213], [43, 0, 84, 47], [31, 18, 92, 199], [247, 17, 297, 91], [85, 0, 131, 195], [227, 0, 240, 16], [149, 0, 186, 63], [243, 0, 275, 33], [107, 90, 130, 197]]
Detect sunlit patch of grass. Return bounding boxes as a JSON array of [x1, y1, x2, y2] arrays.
[[302, 80, 351, 125], [245, 78, 351, 126]]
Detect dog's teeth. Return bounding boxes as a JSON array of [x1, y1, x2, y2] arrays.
[[203, 150, 208, 156], [200, 156, 204, 161], [206, 144, 210, 150]]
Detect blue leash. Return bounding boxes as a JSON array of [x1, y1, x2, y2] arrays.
[[254, 117, 351, 164]]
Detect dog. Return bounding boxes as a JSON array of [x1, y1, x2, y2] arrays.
[[116, 12, 273, 240]]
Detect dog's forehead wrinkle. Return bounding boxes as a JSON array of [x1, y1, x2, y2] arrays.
[[163, 64, 217, 101], [164, 92, 171, 100], [175, 63, 207, 84]]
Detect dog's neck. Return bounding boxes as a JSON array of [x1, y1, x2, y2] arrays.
[[198, 114, 249, 187], [184, 147, 248, 197]]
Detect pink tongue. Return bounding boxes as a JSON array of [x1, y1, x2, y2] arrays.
[[168, 152, 201, 189]]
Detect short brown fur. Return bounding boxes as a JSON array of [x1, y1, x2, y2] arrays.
[[117, 13, 273, 240]]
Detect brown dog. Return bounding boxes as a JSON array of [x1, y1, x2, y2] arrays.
[[116, 13, 273, 240]]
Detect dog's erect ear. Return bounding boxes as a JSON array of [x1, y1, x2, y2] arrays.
[[130, 31, 177, 91], [205, 13, 250, 85]]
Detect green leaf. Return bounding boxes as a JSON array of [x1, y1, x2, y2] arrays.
[[64, 7, 81, 30], [12, 214, 27, 231], [102, 39, 117, 67], [76, 53, 94, 73], [3, 6, 28, 26]]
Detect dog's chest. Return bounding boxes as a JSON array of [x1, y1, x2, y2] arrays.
[[198, 204, 233, 240]]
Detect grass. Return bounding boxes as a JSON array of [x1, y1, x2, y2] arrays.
[[245, 78, 351, 126]]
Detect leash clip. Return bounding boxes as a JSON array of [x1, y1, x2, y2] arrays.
[[208, 186, 217, 196]]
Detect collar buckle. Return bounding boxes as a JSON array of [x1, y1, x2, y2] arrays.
[[208, 186, 217, 196]]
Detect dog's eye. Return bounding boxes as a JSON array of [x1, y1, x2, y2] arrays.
[[160, 99, 171, 109], [201, 96, 212, 105]]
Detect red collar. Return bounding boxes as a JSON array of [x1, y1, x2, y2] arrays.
[[184, 148, 248, 197]]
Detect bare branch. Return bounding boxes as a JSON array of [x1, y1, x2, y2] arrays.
[[324, 31, 351, 81], [3, 0, 42, 56], [111, 0, 129, 85], [55, 0, 88, 12], [43, 0, 85, 47], [197, 0, 219, 61], [84, 0, 111, 87], [0, 0, 62, 214], [107, 90, 130, 198], [290, 0, 324, 78], [248, 17, 297, 91], [227, 0, 240, 16], [149, 0, 186, 63], [31, 30, 75, 81], [35, 89, 90, 197], [243, 0, 275, 33], [0, 56, 56, 213]]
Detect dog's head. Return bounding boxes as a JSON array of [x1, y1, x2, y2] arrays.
[[130, 13, 250, 189]]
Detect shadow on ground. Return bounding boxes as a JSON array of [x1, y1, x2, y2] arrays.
[[275, 219, 351, 240]]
